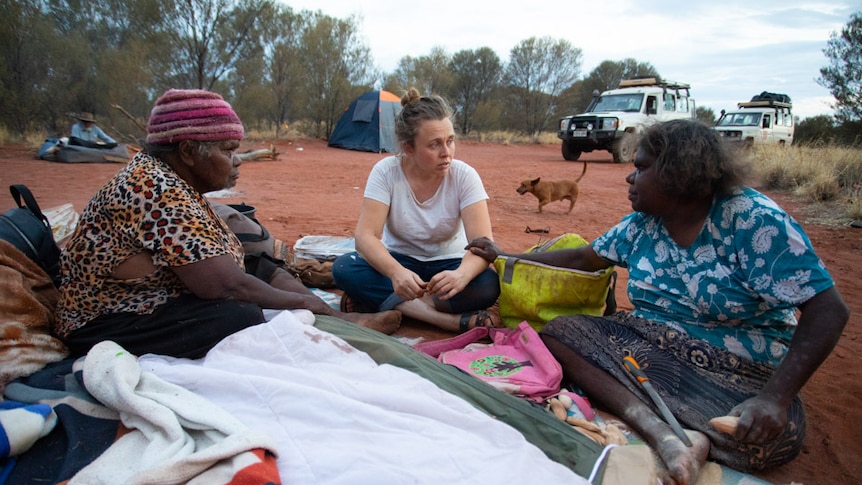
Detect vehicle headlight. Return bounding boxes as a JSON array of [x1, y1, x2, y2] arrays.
[[586, 123, 594, 131], [560, 119, 569, 131], [601, 118, 619, 130]]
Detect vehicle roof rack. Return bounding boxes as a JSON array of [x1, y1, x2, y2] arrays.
[[618, 77, 691, 90], [738, 100, 792, 109]]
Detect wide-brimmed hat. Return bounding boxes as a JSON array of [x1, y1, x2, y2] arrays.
[[76, 112, 97, 122]]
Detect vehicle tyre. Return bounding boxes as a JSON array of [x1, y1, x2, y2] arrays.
[[613, 133, 635, 163], [561, 141, 581, 161]]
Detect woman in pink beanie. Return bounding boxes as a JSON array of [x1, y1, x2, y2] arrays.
[[55, 89, 401, 359]]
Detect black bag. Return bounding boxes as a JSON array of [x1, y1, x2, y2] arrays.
[[68, 136, 118, 149], [211, 202, 336, 288], [751, 91, 791, 104], [0, 185, 62, 286]]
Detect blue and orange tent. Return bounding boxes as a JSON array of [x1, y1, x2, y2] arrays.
[[328, 90, 402, 153]]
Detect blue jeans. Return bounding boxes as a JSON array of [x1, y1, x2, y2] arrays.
[[332, 251, 500, 314]]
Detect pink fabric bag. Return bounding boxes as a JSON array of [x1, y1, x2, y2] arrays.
[[415, 321, 563, 400]]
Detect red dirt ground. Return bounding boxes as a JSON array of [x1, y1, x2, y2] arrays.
[[2, 138, 860, 484]]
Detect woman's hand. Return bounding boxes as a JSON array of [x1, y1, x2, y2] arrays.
[[427, 269, 470, 301], [390, 267, 427, 301], [727, 394, 788, 443], [728, 287, 849, 444], [466, 237, 501, 263]]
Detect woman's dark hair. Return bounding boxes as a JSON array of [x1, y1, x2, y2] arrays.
[[144, 140, 217, 160], [638, 119, 752, 198], [394, 87, 454, 149], [143, 142, 178, 160]]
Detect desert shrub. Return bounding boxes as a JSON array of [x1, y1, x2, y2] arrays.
[[754, 145, 820, 190], [468, 130, 516, 145], [533, 132, 559, 144], [243, 127, 276, 141], [849, 184, 862, 220], [462, 130, 558, 145], [0, 127, 50, 149], [25, 131, 49, 150], [289, 120, 329, 140], [798, 172, 841, 202], [753, 143, 862, 221]]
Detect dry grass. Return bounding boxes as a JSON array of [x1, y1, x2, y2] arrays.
[[0, 127, 53, 151], [753, 144, 862, 224], [464, 130, 558, 145], [244, 126, 304, 143]]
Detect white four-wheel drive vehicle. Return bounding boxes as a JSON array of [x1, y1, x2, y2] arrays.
[[557, 77, 696, 163], [713, 92, 794, 147]]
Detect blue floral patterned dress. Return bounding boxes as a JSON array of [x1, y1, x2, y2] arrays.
[[542, 187, 835, 472], [596, 186, 833, 367]]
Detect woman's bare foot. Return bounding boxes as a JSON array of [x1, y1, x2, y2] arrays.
[[340, 310, 402, 335], [654, 430, 710, 485]]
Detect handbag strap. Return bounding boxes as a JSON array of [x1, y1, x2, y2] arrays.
[[9, 184, 51, 228], [236, 224, 270, 243], [603, 270, 618, 315], [501, 256, 519, 285], [414, 326, 491, 358]]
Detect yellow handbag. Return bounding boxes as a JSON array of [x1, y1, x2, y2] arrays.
[[493, 233, 616, 331]]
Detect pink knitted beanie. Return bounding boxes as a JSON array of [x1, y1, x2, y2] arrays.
[[146, 89, 244, 144]]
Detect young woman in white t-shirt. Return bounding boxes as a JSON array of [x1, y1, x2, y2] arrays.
[[333, 88, 501, 333]]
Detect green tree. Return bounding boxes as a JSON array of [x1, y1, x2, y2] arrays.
[[263, 7, 304, 138], [835, 120, 862, 145], [818, 11, 862, 123], [554, 80, 586, 120], [552, 59, 660, 123], [416, 47, 453, 95], [230, 3, 299, 138], [384, 55, 418, 94], [794, 114, 836, 144], [98, 0, 171, 140], [385, 46, 453, 96], [296, 11, 373, 138], [0, 0, 54, 134], [581, 59, 659, 103], [504, 36, 583, 136], [696, 106, 717, 125], [157, 0, 272, 91], [448, 47, 502, 135], [230, 51, 272, 134], [44, 0, 168, 133]]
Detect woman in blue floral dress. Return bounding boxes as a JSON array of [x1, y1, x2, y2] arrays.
[[467, 119, 849, 485]]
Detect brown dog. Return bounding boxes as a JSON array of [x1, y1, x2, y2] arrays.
[[516, 161, 587, 214]]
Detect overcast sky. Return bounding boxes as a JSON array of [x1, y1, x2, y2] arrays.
[[282, 0, 857, 120]]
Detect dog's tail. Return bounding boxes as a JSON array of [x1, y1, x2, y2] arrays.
[[576, 159, 588, 182]]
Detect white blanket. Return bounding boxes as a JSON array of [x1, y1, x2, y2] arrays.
[[139, 310, 587, 484], [72, 340, 278, 485]]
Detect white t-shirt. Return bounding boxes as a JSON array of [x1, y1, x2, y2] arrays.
[[364, 156, 489, 261]]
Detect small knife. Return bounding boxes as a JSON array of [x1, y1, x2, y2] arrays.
[[623, 355, 693, 447]]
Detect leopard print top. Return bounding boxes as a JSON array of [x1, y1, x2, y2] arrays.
[[54, 151, 243, 338]]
